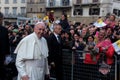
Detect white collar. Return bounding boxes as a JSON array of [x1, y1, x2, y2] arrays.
[[54, 32, 59, 38]]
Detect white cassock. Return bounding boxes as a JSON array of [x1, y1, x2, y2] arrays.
[[14, 32, 49, 80]]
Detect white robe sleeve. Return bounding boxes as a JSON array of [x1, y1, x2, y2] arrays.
[[15, 40, 27, 77], [45, 58, 50, 75]]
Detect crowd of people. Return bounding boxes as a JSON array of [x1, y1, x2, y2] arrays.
[[0, 11, 120, 80]]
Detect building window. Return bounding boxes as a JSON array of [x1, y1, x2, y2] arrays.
[[5, 0, 9, 4], [40, 8, 42, 12], [30, 0, 33, 3], [49, 0, 54, 6], [62, 9, 67, 14], [113, 0, 118, 1], [21, 0, 25, 3], [76, 0, 81, 4], [13, 7, 17, 15], [89, 8, 100, 15], [40, 0, 44, 3], [13, 0, 17, 3], [113, 9, 120, 17], [119, 10, 120, 16], [30, 8, 32, 12], [113, 9, 118, 15], [21, 7, 26, 14], [4, 7, 9, 15], [73, 8, 83, 15], [93, 0, 99, 2], [62, 0, 69, 6]]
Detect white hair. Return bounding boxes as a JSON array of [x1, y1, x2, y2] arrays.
[[53, 23, 62, 32], [35, 21, 46, 28]]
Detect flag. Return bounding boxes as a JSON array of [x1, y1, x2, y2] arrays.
[[93, 19, 106, 28], [112, 40, 120, 55]]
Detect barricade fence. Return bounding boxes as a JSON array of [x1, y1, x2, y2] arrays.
[[50, 49, 119, 80]]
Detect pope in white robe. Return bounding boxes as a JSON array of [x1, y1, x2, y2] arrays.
[[14, 22, 49, 80]]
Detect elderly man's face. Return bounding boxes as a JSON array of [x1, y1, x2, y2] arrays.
[[34, 24, 45, 38], [54, 25, 62, 35]]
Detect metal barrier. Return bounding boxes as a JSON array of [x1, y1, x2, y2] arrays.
[[62, 49, 118, 80], [50, 49, 119, 80]]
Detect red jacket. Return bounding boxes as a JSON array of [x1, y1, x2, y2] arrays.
[[84, 45, 114, 65]]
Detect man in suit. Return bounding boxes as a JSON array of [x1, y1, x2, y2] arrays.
[[47, 23, 63, 80], [0, 12, 10, 80]]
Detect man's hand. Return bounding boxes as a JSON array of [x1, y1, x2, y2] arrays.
[[21, 75, 29, 80], [50, 62, 55, 68]]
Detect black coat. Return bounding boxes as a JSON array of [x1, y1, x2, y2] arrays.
[[47, 33, 62, 64], [59, 19, 70, 31], [47, 33, 63, 80], [0, 26, 10, 80], [0, 26, 10, 61]]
